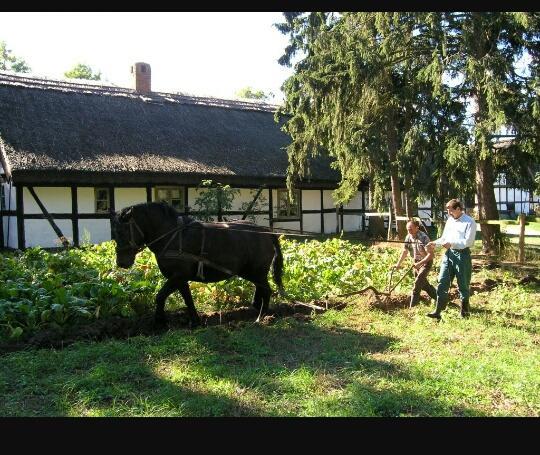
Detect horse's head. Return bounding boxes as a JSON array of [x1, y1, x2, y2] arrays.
[[111, 206, 145, 268]]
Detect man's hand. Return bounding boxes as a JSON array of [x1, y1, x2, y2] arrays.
[[427, 241, 451, 250]]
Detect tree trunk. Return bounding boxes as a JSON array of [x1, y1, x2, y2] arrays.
[[387, 123, 407, 238], [367, 182, 385, 238], [476, 156, 500, 253], [403, 177, 418, 218]]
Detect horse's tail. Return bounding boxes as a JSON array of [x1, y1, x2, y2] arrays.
[[271, 234, 286, 299]]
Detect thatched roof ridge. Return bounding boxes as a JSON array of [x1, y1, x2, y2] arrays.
[[0, 72, 340, 186], [0, 71, 279, 112]]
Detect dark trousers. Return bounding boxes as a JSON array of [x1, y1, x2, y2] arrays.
[[412, 261, 437, 301], [436, 248, 472, 310]]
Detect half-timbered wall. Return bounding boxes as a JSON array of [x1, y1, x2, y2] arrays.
[[2, 180, 537, 249]]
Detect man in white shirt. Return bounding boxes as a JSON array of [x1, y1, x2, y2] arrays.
[[426, 199, 477, 320]]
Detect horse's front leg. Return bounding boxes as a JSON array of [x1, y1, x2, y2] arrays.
[[154, 278, 180, 325], [178, 281, 201, 328]]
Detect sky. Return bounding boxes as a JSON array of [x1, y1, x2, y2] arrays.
[[0, 12, 294, 103]]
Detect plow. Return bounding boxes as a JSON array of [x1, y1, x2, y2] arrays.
[[288, 264, 415, 312]]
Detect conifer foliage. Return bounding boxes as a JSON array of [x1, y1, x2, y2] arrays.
[[276, 12, 539, 250]]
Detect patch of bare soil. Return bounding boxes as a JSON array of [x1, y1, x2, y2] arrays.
[[0, 300, 345, 355], [472, 256, 540, 274], [2, 263, 537, 355]]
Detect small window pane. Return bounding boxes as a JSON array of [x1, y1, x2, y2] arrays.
[[95, 188, 110, 213], [277, 189, 300, 218], [155, 187, 184, 211]]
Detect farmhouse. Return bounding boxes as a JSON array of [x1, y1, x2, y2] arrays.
[[1, 64, 537, 249], [0, 64, 369, 249]]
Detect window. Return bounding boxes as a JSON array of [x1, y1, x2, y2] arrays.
[[155, 187, 184, 211], [277, 189, 300, 218], [94, 188, 110, 213], [0, 184, 5, 211]]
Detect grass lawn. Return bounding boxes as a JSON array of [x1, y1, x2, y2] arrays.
[[1, 251, 538, 417]]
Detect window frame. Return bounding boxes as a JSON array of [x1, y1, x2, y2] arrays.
[[94, 187, 111, 213], [276, 188, 301, 219], [154, 186, 185, 212]]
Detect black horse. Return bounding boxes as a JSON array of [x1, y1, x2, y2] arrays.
[[111, 201, 285, 326]]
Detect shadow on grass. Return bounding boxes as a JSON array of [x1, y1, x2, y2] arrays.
[[0, 316, 482, 417]]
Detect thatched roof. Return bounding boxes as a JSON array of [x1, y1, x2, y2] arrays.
[[0, 71, 340, 187]]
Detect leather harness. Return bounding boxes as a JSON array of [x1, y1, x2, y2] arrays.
[[120, 216, 237, 280]]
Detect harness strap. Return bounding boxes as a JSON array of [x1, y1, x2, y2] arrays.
[[197, 226, 207, 279], [120, 217, 274, 291]]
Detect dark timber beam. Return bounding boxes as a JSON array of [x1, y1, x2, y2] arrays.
[[0, 203, 4, 249], [71, 186, 79, 247], [320, 190, 324, 234], [299, 190, 303, 234], [27, 186, 70, 248], [268, 188, 273, 230], [241, 185, 265, 220], [109, 186, 115, 240], [16, 185, 25, 249]]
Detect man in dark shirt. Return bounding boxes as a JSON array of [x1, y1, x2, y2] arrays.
[[394, 220, 437, 308]]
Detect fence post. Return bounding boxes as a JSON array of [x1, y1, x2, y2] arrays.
[[387, 206, 392, 241], [518, 213, 526, 264]]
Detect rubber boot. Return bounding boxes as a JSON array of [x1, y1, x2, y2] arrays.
[[427, 299, 445, 320], [460, 298, 470, 318]]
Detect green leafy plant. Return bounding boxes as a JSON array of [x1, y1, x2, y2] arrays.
[[193, 180, 240, 222]]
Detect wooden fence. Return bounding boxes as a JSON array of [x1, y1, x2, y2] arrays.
[[364, 212, 533, 264]]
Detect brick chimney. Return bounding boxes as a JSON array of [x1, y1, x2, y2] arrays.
[[131, 62, 151, 94]]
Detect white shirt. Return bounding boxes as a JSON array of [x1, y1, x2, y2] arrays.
[[434, 213, 477, 250]]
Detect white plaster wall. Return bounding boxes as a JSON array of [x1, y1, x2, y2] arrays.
[[77, 187, 97, 213], [24, 187, 71, 214], [344, 192, 363, 209], [272, 220, 301, 231], [303, 213, 320, 233], [187, 187, 202, 212], [115, 188, 146, 210], [343, 214, 362, 232], [78, 219, 111, 245], [24, 219, 73, 248], [322, 190, 337, 209], [2, 216, 18, 247], [251, 215, 270, 227], [230, 188, 269, 212], [2, 185, 17, 247], [302, 190, 320, 210], [324, 213, 338, 234]]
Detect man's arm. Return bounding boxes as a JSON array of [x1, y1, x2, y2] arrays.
[[394, 248, 409, 269], [428, 219, 451, 249]]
